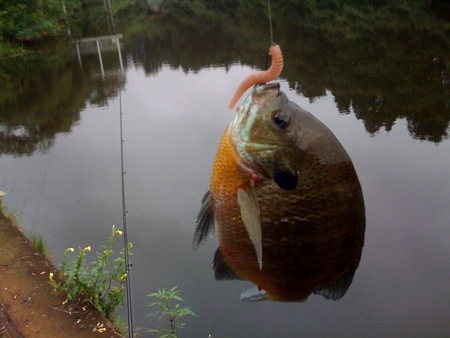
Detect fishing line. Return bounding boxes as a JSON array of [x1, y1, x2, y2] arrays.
[[264, 0, 275, 70], [119, 90, 134, 337], [267, 0, 274, 44]]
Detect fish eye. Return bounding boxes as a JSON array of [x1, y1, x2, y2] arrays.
[[271, 111, 290, 130]]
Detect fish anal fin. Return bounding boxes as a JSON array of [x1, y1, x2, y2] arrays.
[[237, 186, 263, 270], [313, 268, 356, 300], [213, 248, 243, 281], [193, 191, 214, 249]]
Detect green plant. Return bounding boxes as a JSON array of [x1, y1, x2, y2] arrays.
[[29, 232, 49, 257], [0, 198, 49, 257], [0, 199, 21, 228], [147, 286, 196, 338], [49, 225, 129, 321], [111, 315, 129, 336]]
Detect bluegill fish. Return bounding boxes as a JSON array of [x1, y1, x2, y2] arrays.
[[194, 83, 365, 302]]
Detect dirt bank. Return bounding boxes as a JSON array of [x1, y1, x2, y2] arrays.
[[0, 212, 124, 338]]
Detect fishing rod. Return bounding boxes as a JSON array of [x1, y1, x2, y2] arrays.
[[104, 5, 132, 335], [119, 91, 134, 337]]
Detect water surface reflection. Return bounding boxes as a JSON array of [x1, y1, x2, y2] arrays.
[[0, 2, 449, 337]]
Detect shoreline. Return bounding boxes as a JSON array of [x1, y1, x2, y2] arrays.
[[0, 212, 124, 337]]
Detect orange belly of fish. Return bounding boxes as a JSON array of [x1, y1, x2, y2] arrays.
[[209, 125, 260, 273], [209, 128, 364, 301], [209, 127, 320, 300]]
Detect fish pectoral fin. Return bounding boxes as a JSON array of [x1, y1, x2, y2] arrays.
[[237, 186, 263, 270], [193, 191, 215, 249], [213, 248, 244, 281], [240, 285, 268, 302], [313, 268, 356, 300]]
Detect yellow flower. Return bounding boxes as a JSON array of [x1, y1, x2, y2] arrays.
[[84, 246, 91, 252], [67, 248, 75, 252]]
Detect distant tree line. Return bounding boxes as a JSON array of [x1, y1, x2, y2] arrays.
[[173, 0, 441, 12], [0, 0, 135, 57], [1, 0, 446, 57], [0, 0, 447, 154], [0, 0, 63, 43]]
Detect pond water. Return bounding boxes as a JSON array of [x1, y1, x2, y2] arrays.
[[1, 3, 449, 337]]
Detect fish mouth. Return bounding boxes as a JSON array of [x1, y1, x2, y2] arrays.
[[255, 82, 281, 93]]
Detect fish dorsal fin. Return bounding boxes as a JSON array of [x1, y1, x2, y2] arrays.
[[313, 268, 356, 300], [237, 185, 263, 270], [240, 285, 268, 302], [213, 248, 243, 280], [193, 191, 215, 249]]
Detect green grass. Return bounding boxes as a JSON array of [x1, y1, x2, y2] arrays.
[[29, 232, 50, 258], [0, 200, 50, 257], [0, 200, 21, 228]]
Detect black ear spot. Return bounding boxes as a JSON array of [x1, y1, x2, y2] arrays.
[[272, 111, 290, 130], [274, 171, 297, 191]]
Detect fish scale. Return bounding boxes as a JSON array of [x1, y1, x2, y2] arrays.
[[195, 83, 365, 302], [209, 126, 254, 265]]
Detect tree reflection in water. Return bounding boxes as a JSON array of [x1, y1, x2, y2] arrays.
[[0, 0, 448, 155]]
